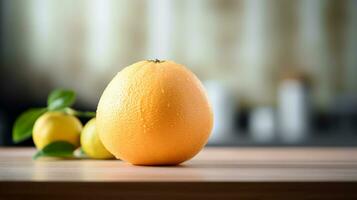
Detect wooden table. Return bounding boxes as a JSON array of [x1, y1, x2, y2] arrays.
[[0, 147, 356, 199]]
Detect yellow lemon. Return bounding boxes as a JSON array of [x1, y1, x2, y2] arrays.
[[33, 111, 82, 149], [80, 118, 113, 159]]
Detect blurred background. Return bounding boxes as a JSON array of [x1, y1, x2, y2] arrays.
[[1, 0, 357, 147]]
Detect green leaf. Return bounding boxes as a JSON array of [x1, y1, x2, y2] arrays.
[[78, 147, 88, 157], [73, 110, 96, 118], [12, 108, 47, 143], [47, 89, 76, 111], [65, 108, 96, 118], [33, 141, 76, 160]]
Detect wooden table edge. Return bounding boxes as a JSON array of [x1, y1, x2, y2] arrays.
[[1, 181, 357, 199]]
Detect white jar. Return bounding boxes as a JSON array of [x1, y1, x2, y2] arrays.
[[204, 81, 236, 144], [278, 78, 311, 143], [250, 107, 276, 143]]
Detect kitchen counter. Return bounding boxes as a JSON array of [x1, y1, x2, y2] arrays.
[[0, 147, 356, 199]]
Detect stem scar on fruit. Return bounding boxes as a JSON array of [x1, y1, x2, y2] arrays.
[[147, 59, 165, 63]]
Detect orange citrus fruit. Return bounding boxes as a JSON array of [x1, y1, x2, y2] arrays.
[[96, 60, 213, 165]]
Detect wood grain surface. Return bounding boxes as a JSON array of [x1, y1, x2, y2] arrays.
[[0, 147, 357, 199]]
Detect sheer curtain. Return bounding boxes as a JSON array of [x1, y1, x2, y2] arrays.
[[1, 0, 356, 108]]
